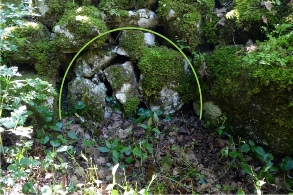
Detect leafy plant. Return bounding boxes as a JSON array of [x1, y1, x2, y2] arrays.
[[98, 138, 132, 164]]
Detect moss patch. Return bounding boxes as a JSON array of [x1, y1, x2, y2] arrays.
[[119, 31, 145, 60], [3, 22, 58, 77], [53, 6, 107, 52], [203, 34, 293, 155], [157, 0, 202, 51], [124, 96, 140, 116], [138, 46, 196, 104]]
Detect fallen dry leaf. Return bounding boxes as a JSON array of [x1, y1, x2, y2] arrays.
[[263, 1, 273, 11], [262, 15, 268, 24]]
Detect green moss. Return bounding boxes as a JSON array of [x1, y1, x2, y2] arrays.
[[138, 46, 196, 103], [157, 0, 202, 51], [37, 0, 70, 28], [119, 31, 145, 60], [3, 22, 58, 77], [124, 96, 140, 116], [53, 6, 107, 52], [99, 0, 136, 10], [203, 40, 293, 155], [105, 65, 132, 91]]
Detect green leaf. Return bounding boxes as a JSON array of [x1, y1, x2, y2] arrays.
[[140, 124, 148, 129], [44, 116, 53, 123], [75, 101, 85, 110], [240, 144, 250, 153], [125, 157, 134, 163], [50, 140, 61, 147], [152, 128, 161, 135], [241, 162, 252, 175], [49, 122, 62, 131], [56, 145, 72, 153], [22, 182, 36, 194], [280, 156, 293, 171], [112, 150, 119, 161], [67, 131, 77, 140], [255, 146, 265, 156], [19, 157, 31, 167], [263, 153, 274, 163], [111, 189, 119, 195], [153, 112, 159, 123], [98, 147, 110, 153], [106, 140, 112, 149], [236, 188, 245, 195], [144, 143, 153, 154], [40, 135, 50, 144], [121, 147, 131, 155], [248, 140, 255, 146], [132, 147, 142, 157], [230, 150, 239, 158], [155, 109, 163, 116]]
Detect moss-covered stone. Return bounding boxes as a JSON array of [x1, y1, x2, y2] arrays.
[[124, 96, 140, 116], [157, 0, 202, 51], [201, 33, 293, 155], [3, 22, 58, 77], [119, 30, 145, 60], [99, 0, 136, 10], [138, 46, 196, 105], [36, 0, 74, 28], [52, 6, 107, 53]]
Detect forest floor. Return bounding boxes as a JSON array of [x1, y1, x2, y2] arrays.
[[2, 106, 290, 194]]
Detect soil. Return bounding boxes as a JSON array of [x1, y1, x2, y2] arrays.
[[1, 106, 290, 194]]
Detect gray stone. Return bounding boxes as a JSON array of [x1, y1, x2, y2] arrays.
[[68, 77, 107, 120], [75, 48, 117, 77]]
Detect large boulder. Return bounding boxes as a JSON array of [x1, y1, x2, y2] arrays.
[[198, 32, 293, 155], [52, 6, 108, 53]]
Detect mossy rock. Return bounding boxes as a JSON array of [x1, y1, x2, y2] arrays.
[[52, 6, 107, 53], [99, 0, 136, 10], [104, 61, 140, 116], [36, 0, 77, 28], [2, 21, 58, 77], [119, 30, 145, 60], [157, 0, 202, 51], [138, 46, 196, 108], [202, 35, 293, 155]]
